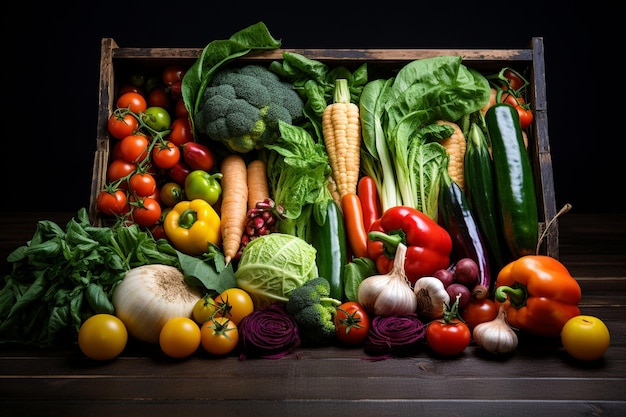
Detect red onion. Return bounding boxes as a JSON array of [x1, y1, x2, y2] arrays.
[[238, 304, 300, 360], [364, 313, 426, 357]]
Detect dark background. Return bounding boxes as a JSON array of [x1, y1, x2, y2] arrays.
[[2, 3, 614, 215]]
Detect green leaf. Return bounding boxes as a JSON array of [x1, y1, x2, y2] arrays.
[[178, 251, 236, 294], [343, 257, 377, 302]]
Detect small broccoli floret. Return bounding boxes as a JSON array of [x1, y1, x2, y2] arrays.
[[194, 64, 304, 153], [294, 304, 338, 344], [285, 277, 341, 345]]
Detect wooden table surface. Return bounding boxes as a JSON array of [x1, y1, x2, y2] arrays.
[[1, 211, 625, 417]]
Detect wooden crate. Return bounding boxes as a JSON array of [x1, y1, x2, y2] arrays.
[[89, 37, 558, 258]]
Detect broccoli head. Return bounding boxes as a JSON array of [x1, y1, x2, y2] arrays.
[[285, 277, 341, 345], [194, 64, 305, 153]]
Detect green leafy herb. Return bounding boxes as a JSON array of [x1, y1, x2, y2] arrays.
[[0, 208, 233, 348]]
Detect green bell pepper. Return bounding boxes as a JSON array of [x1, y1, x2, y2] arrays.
[[184, 170, 222, 205]]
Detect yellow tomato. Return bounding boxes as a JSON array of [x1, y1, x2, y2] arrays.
[[78, 314, 128, 361], [214, 288, 254, 325], [192, 295, 217, 325], [200, 316, 239, 356], [159, 317, 202, 358], [561, 315, 610, 361]]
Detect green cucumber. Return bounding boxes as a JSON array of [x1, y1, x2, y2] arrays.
[[485, 103, 538, 258], [464, 119, 511, 271], [309, 199, 347, 301]]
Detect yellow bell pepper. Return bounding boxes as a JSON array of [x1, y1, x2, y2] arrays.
[[164, 199, 221, 255]]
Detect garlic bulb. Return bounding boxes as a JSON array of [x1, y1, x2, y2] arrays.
[[472, 305, 518, 354], [112, 264, 202, 344], [413, 276, 450, 319], [357, 243, 417, 317]]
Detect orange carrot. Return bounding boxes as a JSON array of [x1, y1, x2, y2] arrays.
[[247, 159, 270, 210], [341, 192, 369, 259], [219, 154, 249, 265]]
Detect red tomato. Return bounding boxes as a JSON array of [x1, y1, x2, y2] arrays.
[[169, 80, 182, 100], [147, 86, 171, 109], [426, 319, 471, 356], [168, 160, 192, 185], [129, 172, 157, 197], [163, 65, 186, 85], [182, 142, 214, 171], [96, 189, 129, 216], [108, 112, 139, 140], [504, 69, 524, 90], [107, 159, 137, 183], [152, 141, 181, 169], [118, 135, 150, 163], [130, 196, 162, 227], [117, 92, 147, 114], [168, 117, 193, 146], [175, 99, 189, 119], [159, 182, 185, 207], [461, 298, 498, 331], [516, 106, 534, 129], [150, 223, 168, 241], [117, 84, 144, 97], [334, 301, 370, 345]]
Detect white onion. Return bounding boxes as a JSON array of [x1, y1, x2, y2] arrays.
[[112, 264, 202, 344]]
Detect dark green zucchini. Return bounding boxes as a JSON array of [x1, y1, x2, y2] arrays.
[[485, 103, 538, 258], [309, 199, 347, 300], [438, 171, 492, 294], [464, 119, 511, 271]]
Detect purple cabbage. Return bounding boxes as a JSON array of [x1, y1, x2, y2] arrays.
[[364, 313, 426, 357], [238, 304, 300, 360]]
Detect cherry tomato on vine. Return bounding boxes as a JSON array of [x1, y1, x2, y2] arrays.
[[107, 159, 137, 183], [130, 196, 162, 227], [143, 106, 171, 131], [200, 316, 239, 356], [168, 117, 193, 146], [96, 189, 129, 216], [192, 295, 218, 325], [426, 319, 471, 356], [118, 134, 150, 163], [108, 112, 139, 140], [129, 172, 157, 197], [461, 298, 498, 332], [214, 288, 254, 325], [117, 92, 147, 114], [334, 301, 370, 345], [152, 140, 181, 169]]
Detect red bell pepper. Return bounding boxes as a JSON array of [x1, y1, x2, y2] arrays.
[[367, 205, 452, 285]]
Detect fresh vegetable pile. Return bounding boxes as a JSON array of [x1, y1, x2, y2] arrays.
[[0, 22, 610, 362]]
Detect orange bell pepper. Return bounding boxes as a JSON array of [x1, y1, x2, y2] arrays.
[[494, 255, 581, 338]]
